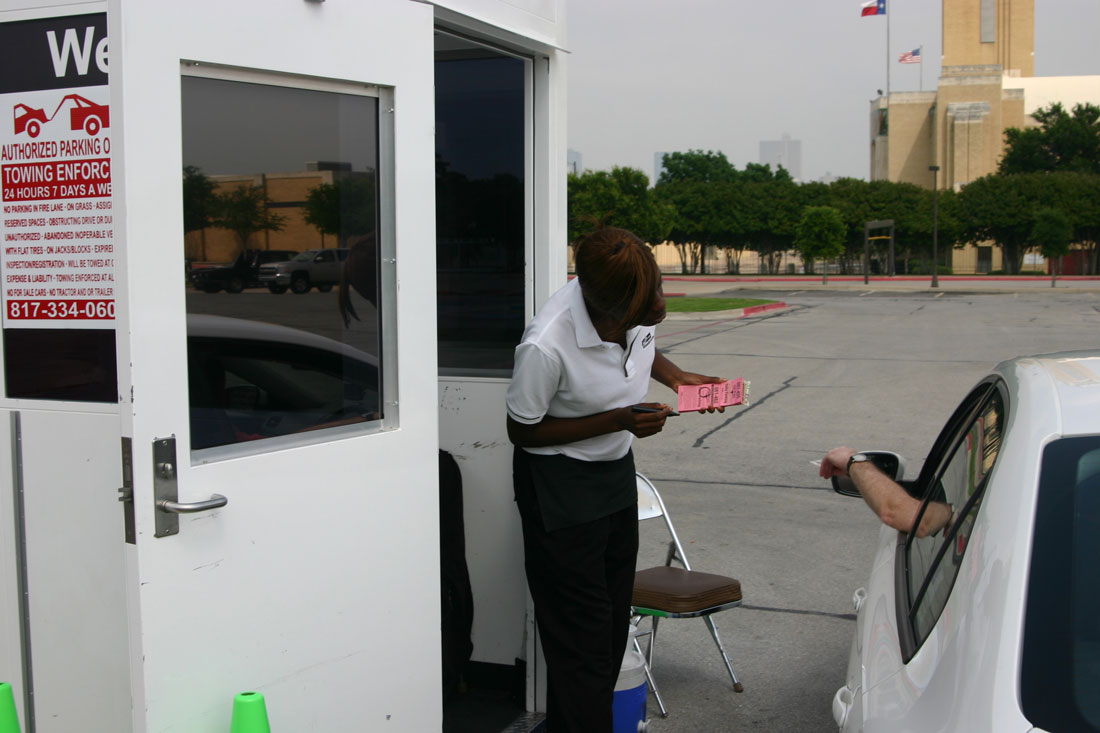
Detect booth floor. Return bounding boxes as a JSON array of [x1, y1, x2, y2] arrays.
[[443, 663, 545, 733]]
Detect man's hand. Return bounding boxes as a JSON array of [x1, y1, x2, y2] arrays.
[[820, 446, 858, 479]]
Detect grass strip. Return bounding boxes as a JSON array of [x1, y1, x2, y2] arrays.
[[666, 297, 775, 313]]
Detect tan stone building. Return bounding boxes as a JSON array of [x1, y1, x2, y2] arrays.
[[184, 170, 341, 264], [871, 0, 1100, 273]]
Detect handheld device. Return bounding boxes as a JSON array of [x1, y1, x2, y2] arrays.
[[631, 404, 679, 417]]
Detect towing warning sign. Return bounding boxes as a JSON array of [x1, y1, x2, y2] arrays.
[[0, 10, 114, 328]]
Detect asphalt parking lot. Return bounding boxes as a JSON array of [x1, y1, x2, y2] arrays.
[[634, 286, 1100, 731]]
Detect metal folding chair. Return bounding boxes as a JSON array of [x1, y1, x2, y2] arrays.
[[631, 472, 744, 717]]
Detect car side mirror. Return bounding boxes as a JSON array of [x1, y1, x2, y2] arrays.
[[832, 450, 907, 498]]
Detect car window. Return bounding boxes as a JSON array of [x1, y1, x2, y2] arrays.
[[906, 386, 1005, 644], [1022, 437, 1100, 732]]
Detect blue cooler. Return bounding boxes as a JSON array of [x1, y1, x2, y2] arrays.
[[613, 647, 648, 733]]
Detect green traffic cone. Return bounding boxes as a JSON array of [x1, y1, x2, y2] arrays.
[[0, 683, 21, 733], [229, 691, 270, 733]]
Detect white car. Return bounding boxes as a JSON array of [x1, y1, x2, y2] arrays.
[[832, 351, 1100, 732], [187, 314, 381, 450]]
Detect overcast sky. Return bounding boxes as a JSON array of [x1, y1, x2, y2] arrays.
[[565, 0, 1100, 183]]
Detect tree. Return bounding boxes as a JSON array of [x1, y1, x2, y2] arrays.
[[1000, 103, 1100, 175], [211, 184, 286, 253], [794, 206, 846, 284], [742, 179, 800, 274], [303, 175, 376, 248], [654, 155, 799, 274], [654, 181, 710, 274], [183, 166, 216, 233], [567, 167, 673, 246], [657, 150, 739, 184], [182, 166, 217, 261], [959, 172, 1098, 274], [303, 182, 340, 248], [956, 174, 1036, 274], [1030, 207, 1073, 287]]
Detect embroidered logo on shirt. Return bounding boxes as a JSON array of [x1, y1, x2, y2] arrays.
[[641, 332, 654, 349]]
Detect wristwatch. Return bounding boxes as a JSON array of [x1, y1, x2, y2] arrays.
[[846, 452, 871, 473]]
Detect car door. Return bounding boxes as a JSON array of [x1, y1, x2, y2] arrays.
[[313, 248, 337, 284], [860, 380, 1007, 730], [114, 3, 439, 731]]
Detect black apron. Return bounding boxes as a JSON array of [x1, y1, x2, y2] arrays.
[[513, 448, 636, 532]]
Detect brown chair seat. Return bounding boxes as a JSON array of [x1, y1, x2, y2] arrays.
[[633, 566, 742, 615]]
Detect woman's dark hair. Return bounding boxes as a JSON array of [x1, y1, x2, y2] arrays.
[[338, 232, 377, 327], [574, 227, 660, 328]]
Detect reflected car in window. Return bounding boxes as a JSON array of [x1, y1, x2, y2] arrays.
[[187, 249, 297, 293], [258, 248, 350, 294], [832, 351, 1100, 733], [187, 314, 380, 450]]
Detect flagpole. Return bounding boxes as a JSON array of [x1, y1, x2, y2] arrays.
[[885, 0, 891, 99]]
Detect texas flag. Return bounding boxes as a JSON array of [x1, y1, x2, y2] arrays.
[[861, 0, 886, 16]]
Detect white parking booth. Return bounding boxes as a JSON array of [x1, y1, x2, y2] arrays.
[[0, 1, 567, 731]]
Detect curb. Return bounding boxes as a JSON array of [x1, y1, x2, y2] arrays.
[[743, 302, 787, 316]]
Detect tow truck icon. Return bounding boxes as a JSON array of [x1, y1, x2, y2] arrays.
[[13, 94, 110, 138]]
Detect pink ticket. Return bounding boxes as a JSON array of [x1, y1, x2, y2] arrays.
[[677, 378, 746, 412]]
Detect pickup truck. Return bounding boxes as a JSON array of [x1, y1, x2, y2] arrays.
[[258, 248, 350, 294], [188, 249, 296, 293]]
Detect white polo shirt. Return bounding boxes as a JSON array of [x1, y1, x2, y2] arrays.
[[506, 278, 658, 461]]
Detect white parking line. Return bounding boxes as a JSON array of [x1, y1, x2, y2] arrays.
[[935, 292, 945, 298], [860, 291, 874, 297]]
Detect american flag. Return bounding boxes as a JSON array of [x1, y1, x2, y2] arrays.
[[898, 48, 922, 64]]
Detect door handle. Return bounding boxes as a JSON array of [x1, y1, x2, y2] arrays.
[[153, 437, 229, 537], [832, 684, 854, 728], [159, 494, 228, 514]]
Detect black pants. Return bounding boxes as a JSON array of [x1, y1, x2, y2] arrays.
[[515, 455, 639, 732]]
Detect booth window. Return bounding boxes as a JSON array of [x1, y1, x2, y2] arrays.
[[435, 33, 528, 376], [181, 71, 386, 451], [4, 328, 117, 402]]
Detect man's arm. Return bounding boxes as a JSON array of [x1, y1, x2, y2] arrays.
[[821, 446, 951, 538]]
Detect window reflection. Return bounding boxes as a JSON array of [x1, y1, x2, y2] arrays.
[[435, 35, 526, 375], [181, 75, 382, 450]]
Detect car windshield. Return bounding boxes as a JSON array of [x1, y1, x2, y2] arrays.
[[1021, 436, 1100, 732], [292, 251, 316, 262]]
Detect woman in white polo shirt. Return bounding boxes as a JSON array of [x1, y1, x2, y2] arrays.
[[506, 227, 723, 732]]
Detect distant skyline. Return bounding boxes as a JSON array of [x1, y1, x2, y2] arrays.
[[760, 134, 803, 181], [566, 0, 1100, 183]]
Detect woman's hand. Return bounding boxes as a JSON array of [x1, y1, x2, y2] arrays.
[[676, 370, 727, 413], [650, 351, 727, 412], [615, 403, 673, 438]]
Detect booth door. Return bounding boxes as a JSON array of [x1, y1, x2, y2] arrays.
[[115, 3, 439, 731]]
